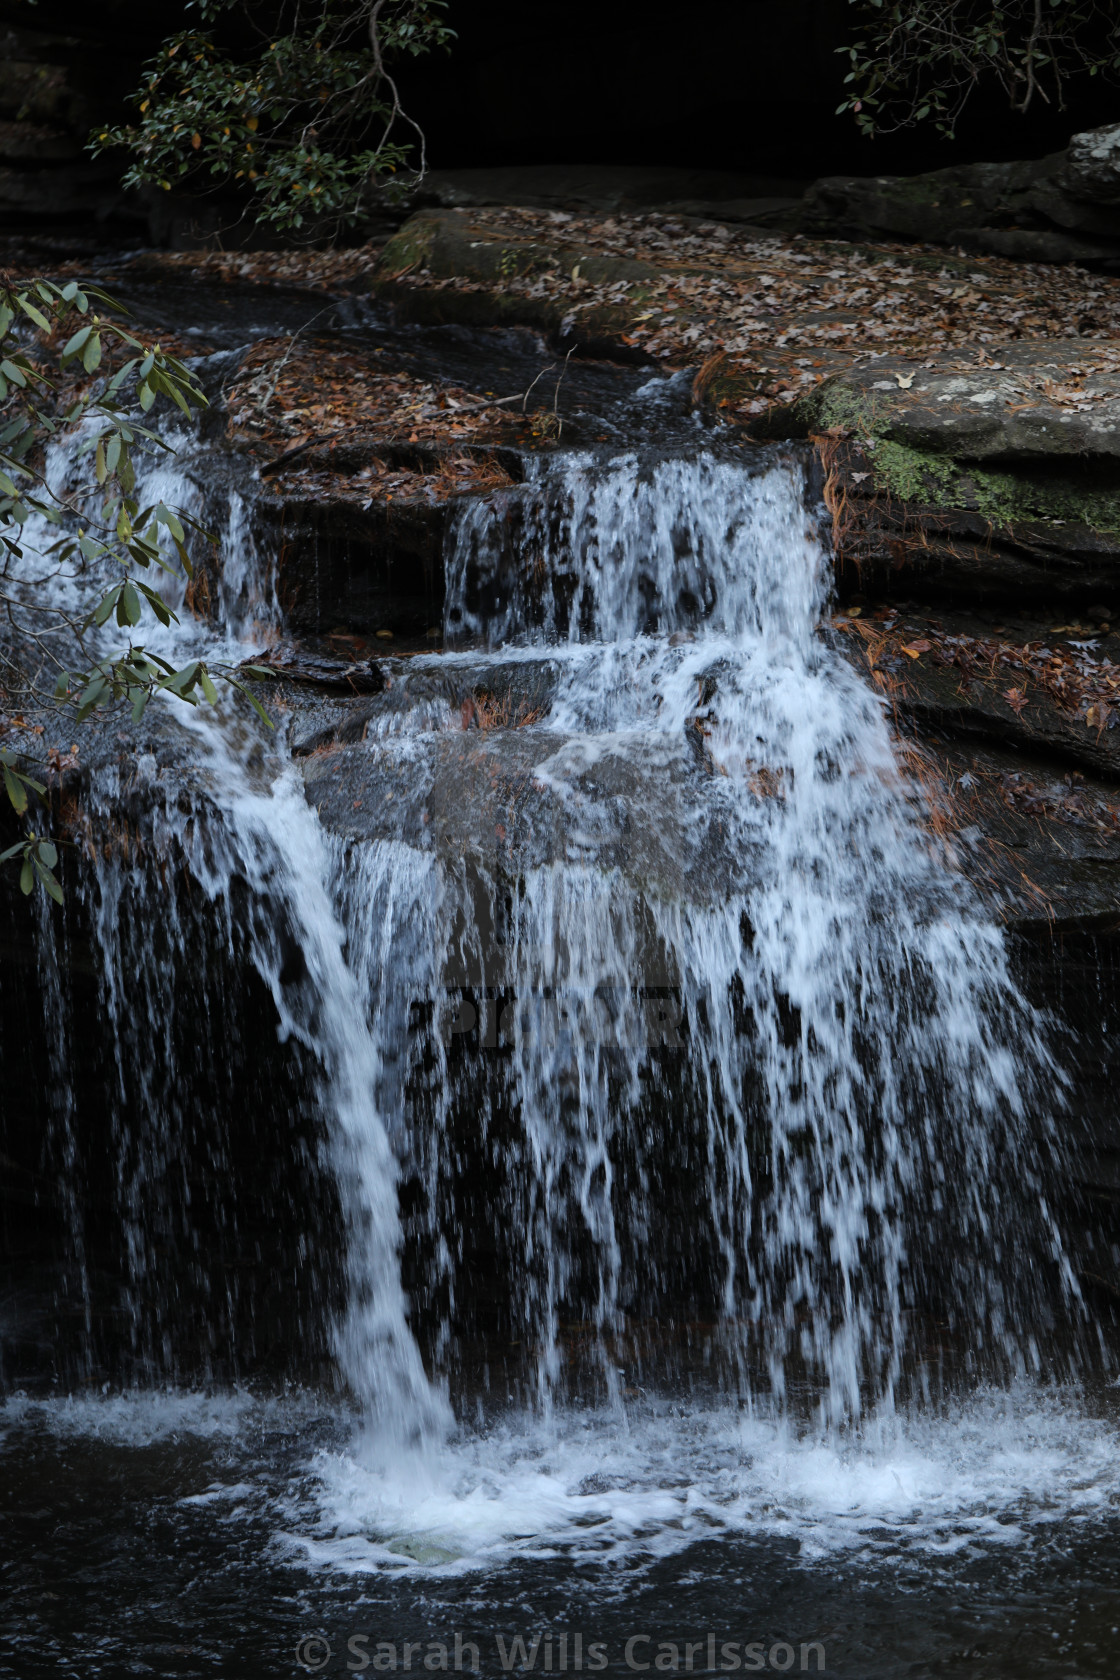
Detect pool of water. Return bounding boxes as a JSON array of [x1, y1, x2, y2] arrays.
[[4, 1387, 1120, 1678]]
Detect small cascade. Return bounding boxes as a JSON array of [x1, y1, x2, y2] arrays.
[[424, 449, 1077, 1419], [7, 405, 1084, 1441], [11, 411, 446, 1440]]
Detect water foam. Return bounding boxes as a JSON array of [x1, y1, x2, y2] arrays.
[[287, 1386, 1120, 1576]]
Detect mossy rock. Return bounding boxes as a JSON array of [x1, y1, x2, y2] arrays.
[[750, 344, 1120, 540], [373, 210, 661, 351], [376, 210, 659, 290]]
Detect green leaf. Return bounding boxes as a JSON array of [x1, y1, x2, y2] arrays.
[[19, 859, 33, 895], [3, 762, 27, 814], [155, 502, 186, 543], [93, 586, 122, 627], [200, 667, 218, 704], [76, 675, 110, 720], [37, 841, 58, 868], [230, 680, 275, 729], [82, 333, 103, 373], [34, 860, 64, 904], [172, 536, 194, 579], [117, 581, 142, 627], [106, 356, 139, 396], [161, 660, 200, 695], [137, 582, 174, 625], [62, 324, 93, 361], [17, 293, 52, 332]]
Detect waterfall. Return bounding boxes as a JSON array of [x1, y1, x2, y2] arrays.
[[14, 414, 448, 1439], [416, 450, 1074, 1421], [13, 414, 1079, 1442]]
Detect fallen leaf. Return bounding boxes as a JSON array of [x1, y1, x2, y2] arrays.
[[1003, 686, 1029, 715], [902, 640, 931, 658]]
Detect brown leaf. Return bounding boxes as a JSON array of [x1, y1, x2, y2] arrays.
[[1003, 686, 1029, 716]]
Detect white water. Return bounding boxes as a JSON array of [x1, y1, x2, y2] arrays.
[[11, 408, 1101, 1572], [293, 1384, 1120, 1574], [429, 452, 1074, 1418], [5, 1383, 1120, 1576], [16, 420, 446, 1442]]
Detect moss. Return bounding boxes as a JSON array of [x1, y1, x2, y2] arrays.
[[967, 466, 1120, 534], [806, 381, 886, 437], [872, 438, 959, 503], [377, 218, 437, 276], [869, 439, 1120, 535], [778, 374, 1120, 538]]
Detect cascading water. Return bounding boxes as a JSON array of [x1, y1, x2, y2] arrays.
[[4, 383, 1111, 1601], [8, 417, 445, 1439], [415, 450, 1076, 1420]]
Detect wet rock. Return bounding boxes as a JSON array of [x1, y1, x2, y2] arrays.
[[888, 639, 1120, 783], [854, 509, 1120, 610], [373, 209, 661, 348], [243, 648, 388, 694], [285, 654, 563, 754], [800, 154, 1067, 247], [252, 442, 529, 640], [303, 721, 740, 909], [254, 484, 449, 640], [758, 343, 1120, 466], [914, 737, 1120, 933]]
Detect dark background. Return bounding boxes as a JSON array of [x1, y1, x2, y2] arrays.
[[396, 0, 1119, 180], [1, 0, 1118, 239]]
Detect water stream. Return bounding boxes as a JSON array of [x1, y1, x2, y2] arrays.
[[3, 361, 1120, 1676]]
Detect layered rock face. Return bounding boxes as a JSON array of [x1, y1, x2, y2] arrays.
[[801, 120, 1120, 266]]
